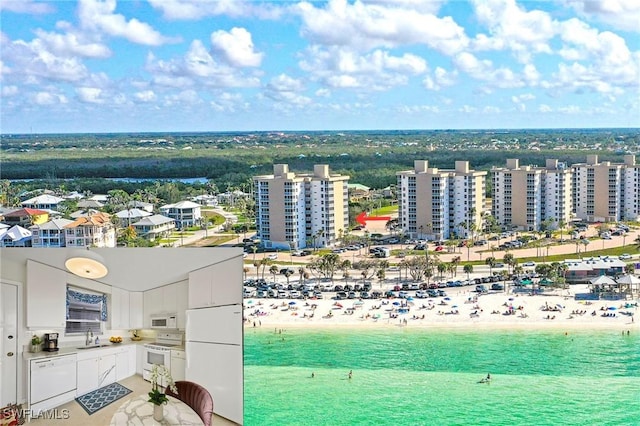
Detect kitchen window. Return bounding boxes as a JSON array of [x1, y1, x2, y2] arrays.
[[65, 286, 107, 335]]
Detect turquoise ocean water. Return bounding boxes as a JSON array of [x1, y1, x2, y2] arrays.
[[244, 328, 640, 426]]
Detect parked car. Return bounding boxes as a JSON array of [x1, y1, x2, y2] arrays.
[[475, 285, 488, 293], [435, 246, 444, 252], [491, 283, 504, 291], [619, 253, 632, 260], [523, 261, 536, 267]]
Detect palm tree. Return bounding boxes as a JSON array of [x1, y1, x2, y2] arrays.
[[463, 263, 473, 282], [269, 265, 279, 283], [503, 252, 514, 274], [485, 256, 496, 276]]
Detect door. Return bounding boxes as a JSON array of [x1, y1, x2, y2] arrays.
[[1, 283, 18, 406], [185, 341, 243, 425], [186, 306, 243, 345]]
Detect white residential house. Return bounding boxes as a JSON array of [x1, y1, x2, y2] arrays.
[[63, 212, 116, 248], [127, 200, 154, 213], [159, 201, 202, 229], [77, 199, 105, 209], [131, 214, 176, 240], [115, 208, 152, 227], [30, 218, 74, 247], [20, 194, 65, 210], [0, 225, 32, 247]]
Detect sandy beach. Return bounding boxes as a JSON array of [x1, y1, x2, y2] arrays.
[[244, 287, 639, 332]]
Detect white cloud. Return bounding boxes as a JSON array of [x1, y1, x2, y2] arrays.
[[295, 0, 469, 54], [299, 46, 427, 91], [134, 90, 156, 102], [34, 29, 111, 58], [1, 85, 18, 96], [78, 0, 177, 46], [76, 87, 104, 103], [471, 0, 555, 62], [148, 0, 283, 20], [0, 0, 54, 14], [33, 91, 67, 105], [264, 74, 311, 106], [423, 67, 457, 91], [145, 43, 261, 89], [4, 38, 90, 82], [566, 0, 640, 32], [453, 52, 529, 89], [210, 27, 263, 68]]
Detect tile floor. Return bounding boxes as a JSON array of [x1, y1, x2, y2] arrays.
[[28, 375, 237, 425]]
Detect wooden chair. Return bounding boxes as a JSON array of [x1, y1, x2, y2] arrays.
[[165, 381, 214, 426]]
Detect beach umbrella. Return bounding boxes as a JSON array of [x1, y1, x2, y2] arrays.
[[452, 305, 458, 309], [392, 301, 400, 306], [508, 298, 514, 301], [444, 297, 451, 301], [608, 306, 617, 310], [289, 301, 296, 305]]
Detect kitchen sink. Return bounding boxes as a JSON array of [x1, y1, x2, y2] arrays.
[[76, 344, 112, 350]]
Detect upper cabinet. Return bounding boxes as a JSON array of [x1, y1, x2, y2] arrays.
[[26, 260, 67, 329], [142, 282, 188, 329], [188, 255, 243, 309], [110, 287, 130, 330], [129, 292, 143, 329]]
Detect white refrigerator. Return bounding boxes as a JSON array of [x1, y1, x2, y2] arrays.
[[185, 305, 243, 425]]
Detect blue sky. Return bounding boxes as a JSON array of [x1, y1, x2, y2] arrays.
[[1, 0, 639, 133]]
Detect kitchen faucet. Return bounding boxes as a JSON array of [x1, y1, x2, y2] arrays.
[[86, 329, 93, 346]]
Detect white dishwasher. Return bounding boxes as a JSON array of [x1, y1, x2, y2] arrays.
[[170, 349, 185, 382], [30, 354, 77, 413]]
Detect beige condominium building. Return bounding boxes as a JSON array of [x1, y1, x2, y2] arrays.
[[397, 160, 486, 241], [492, 159, 574, 232], [572, 154, 639, 223], [253, 164, 349, 250]]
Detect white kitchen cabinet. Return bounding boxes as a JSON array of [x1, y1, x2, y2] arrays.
[[136, 344, 144, 375], [26, 260, 67, 329], [110, 287, 130, 330], [162, 284, 177, 313], [175, 281, 188, 329], [127, 345, 136, 377], [115, 348, 129, 382], [98, 354, 116, 387], [143, 283, 187, 329], [115, 345, 136, 381], [76, 357, 99, 396], [143, 286, 163, 327], [129, 292, 144, 329], [188, 256, 243, 308], [188, 266, 211, 309]]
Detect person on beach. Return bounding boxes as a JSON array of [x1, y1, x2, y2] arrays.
[[311, 372, 315, 378], [348, 370, 353, 379]]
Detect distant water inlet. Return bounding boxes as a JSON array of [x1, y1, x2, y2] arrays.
[[244, 329, 640, 425]]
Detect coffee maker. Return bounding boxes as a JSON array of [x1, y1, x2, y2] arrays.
[[43, 333, 59, 352]]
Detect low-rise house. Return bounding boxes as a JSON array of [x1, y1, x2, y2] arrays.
[[131, 214, 176, 240], [159, 201, 201, 229], [0, 225, 32, 247], [191, 194, 218, 206], [21, 194, 65, 210], [30, 218, 74, 247], [77, 199, 104, 209], [70, 208, 102, 219], [564, 257, 626, 284], [115, 208, 152, 225], [64, 212, 116, 248], [127, 200, 154, 213], [2, 208, 49, 227]]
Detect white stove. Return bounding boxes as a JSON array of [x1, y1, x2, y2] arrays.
[[143, 331, 183, 383]]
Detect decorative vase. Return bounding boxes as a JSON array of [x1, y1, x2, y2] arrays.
[[30, 344, 40, 353], [153, 403, 164, 422]]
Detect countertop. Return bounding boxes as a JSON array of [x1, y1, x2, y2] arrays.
[[23, 339, 152, 361]]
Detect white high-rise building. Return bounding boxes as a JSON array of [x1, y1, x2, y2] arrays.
[[253, 164, 349, 249], [622, 155, 640, 221], [492, 159, 573, 231], [572, 155, 624, 223], [397, 160, 486, 240]]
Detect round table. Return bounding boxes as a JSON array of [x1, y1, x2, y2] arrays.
[[110, 395, 204, 425]]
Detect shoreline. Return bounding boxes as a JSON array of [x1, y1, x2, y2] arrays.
[[244, 292, 639, 333]]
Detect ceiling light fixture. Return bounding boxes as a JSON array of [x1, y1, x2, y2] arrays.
[[65, 249, 108, 279]]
